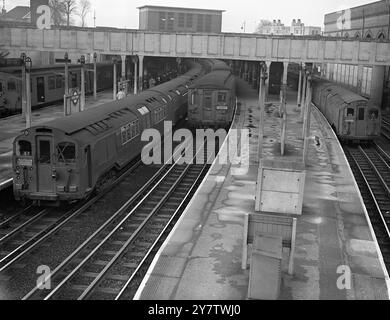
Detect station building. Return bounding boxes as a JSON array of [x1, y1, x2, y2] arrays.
[[322, 0, 390, 110], [324, 0, 390, 39], [137, 5, 224, 33], [256, 19, 322, 36]]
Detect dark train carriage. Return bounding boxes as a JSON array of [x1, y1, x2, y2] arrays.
[[311, 78, 381, 142], [13, 63, 204, 205], [188, 68, 236, 128], [0, 62, 113, 117]]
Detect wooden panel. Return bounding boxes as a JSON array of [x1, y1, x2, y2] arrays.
[[10, 28, 23, 47], [27, 29, 41, 47], [93, 32, 105, 50], [43, 30, 55, 48], [176, 34, 187, 54], [290, 40, 304, 59], [375, 42, 390, 63], [262, 170, 302, 193], [358, 42, 370, 61], [207, 36, 219, 55], [126, 33, 133, 51], [341, 41, 353, 60], [110, 32, 122, 51], [160, 34, 171, 53], [324, 41, 336, 60], [223, 36, 235, 55], [191, 35, 202, 54], [277, 39, 290, 59], [255, 38, 267, 58], [307, 40, 319, 59], [144, 33, 155, 52], [261, 191, 300, 215], [76, 31, 89, 49], [239, 37, 250, 56]]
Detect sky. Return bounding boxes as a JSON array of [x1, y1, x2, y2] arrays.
[[6, 0, 378, 32]]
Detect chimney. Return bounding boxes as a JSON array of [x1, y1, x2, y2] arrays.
[[292, 19, 296, 25], [298, 19, 301, 24], [278, 19, 281, 24], [273, 19, 276, 23]]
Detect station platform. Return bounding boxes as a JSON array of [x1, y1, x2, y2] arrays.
[[0, 90, 115, 191], [135, 79, 390, 300]]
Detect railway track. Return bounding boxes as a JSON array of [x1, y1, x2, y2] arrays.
[[343, 144, 390, 269], [23, 140, 211, 300], [381, 115, 390, 141], [0, 159, 142, 275]]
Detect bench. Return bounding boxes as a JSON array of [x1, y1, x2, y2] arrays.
[[242, 213, 297, 275]]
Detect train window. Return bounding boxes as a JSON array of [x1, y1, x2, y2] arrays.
[[56, 75, 62, 89], [57, 142, 76, 164], [49, 76, 55, 90], [358, 108, 365, 121], [369, 109, 379, 120], [346, 108, 355, 117], [7, 80, 16, 91], [18, 140, 32, 156], [204, 91, 212, 109], [218, 92, 227, 103], [38, 140, 51, 164], [0, 82, 3, 92]]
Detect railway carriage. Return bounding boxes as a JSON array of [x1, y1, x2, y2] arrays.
[[311, 78, 381, 142], [0, 63, 113, 117], [13, 62, 204, 205], [188, 61, 236, 128]]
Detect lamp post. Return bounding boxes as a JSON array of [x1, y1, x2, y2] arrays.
[[257, 62, 268, 160], [302, 71, 313, 165], [113, 57, 117, 100], [20, 52, 26, 118], [64, 52, 69, 95], [80, 54, 85, 111], [25, 56, 32, 129], [93, 52, 97, 100]]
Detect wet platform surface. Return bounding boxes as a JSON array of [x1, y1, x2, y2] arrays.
[[135, 79, 390, 300], [0, 91, 114, 189]]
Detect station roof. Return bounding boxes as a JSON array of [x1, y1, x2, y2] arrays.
[[137, 5, 225, 13]]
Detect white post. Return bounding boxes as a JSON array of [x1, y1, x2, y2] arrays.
[[93, 55, 97, 100], [303, 77, 312, 164], [26, 71, 31, 129], [113, 60, 117, 100], [21, 63, 26, 118], [80, 64, 85, 111], [265, 61, 271, 102], [133, 58, 138, 95], [300, 71, 307, 121], [139, 55, 144, 92], [257, 64, 265, 161], [297, 68, 302, 109], [302, 75, 311, 139], [121, 55, 126, 80], [64, 56, 69, 115]]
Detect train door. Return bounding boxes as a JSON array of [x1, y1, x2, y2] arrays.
[[36, 136, 54, 193], [85, 145, 92, 188], [203, 90, 214, 123], [356, 106, 366, 137], [36, 77, 45, 103]]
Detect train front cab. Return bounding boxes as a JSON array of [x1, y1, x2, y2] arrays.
[[339, 102, 381, 142], [13, 128, 87, 205]]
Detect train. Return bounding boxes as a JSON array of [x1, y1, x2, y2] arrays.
[[12, 60, 206, 205], [311, 77, 381, 142], [0, 62, 114, 117], [187, 60, 236, 128]]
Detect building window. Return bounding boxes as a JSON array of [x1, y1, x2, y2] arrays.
[[48, 76, 55, 90], [7, 80, 16, 91], [178, 13, 185, 27], [186, 13, 193, 28], [205, 15, 211, 32], [197, 14, 203, 32], [167, 12, 174, 31], [56, 75, 62, 89], [159, 12, 166, 30]]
